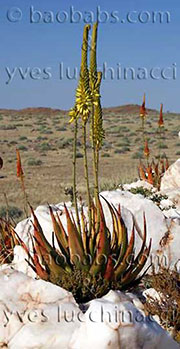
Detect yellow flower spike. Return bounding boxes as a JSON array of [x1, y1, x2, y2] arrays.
[[89, 22, 98, 90], [68, 107, 78, 124], [75, 24, 92, 123], [69, 24, 91, 124], [69, 117, 75, 124]]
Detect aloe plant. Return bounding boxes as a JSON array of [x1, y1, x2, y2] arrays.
[[0, 219, 17, 265], [138, 157, 169, 189], [14, 198, 151, 302], [0, 24, 151, 303], [138, 101, 169, 189]]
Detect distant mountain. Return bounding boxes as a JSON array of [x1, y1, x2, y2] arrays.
[[0, 107, 64, 116], [102, 104, 157, 114], [0, 104, 175, 116]]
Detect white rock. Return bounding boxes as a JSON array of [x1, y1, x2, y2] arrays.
[[162, 189, 180, 208], [162, 207, 180, 220], [12, 246, 36, 278], [100, 190, 167, 266], [159, 198, 174, 210], [100, 190, 180, 272], [123, 179, 156, 192], [0, 266, 80, 348], [13, 186, 180, 277], [0, 269, 178, 348], [70, 290, 179, 349], [143, 288, 162, 302], [160, 159, 180, 206]]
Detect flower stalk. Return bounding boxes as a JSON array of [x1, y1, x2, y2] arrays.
[[72, 116, 81, 234], [16, 149, 28, 217], [69, 22, 104, 232], [140, 93, 147, 147]]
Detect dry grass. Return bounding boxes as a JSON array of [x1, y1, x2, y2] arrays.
[[0, 104, 179, 220], [144, 267, 180, 343]]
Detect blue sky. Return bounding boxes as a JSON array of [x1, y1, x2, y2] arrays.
[[0, 0, 179, 111]]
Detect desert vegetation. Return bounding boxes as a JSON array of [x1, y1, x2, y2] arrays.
[[0, 23, 151, 303], [0, 104, 179, 217], [0, 22, 180, 346]]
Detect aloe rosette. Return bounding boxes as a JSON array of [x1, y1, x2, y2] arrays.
[[14, 198, 151, 302]]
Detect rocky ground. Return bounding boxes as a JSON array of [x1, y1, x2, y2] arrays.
[[0, 159, 180, 348]]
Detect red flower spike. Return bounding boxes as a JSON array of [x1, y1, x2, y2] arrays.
[[140, 94, 147, 118], [144, 139, 150, 158], [16, 149, 24, 178], [158, 103, 164, 127]]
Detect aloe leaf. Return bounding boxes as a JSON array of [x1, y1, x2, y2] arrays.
[[113, 210, 128, 268], [25, 258, 37, 273], [100, 196, 118, 250], [49, 205, 69, 258], [119, 214, 148, 279], [33, 253, 49, 281], [114, 225, 135, 280], [104, 255, 114, 281], [121, 239, 152, 287], [31, 207, 69, 276], [30, 205, 53, 253], [80, 205, 88, 254], [64, 204, 86, 268], [90, 200, 110, 276], [88, 204, 97, 257]]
